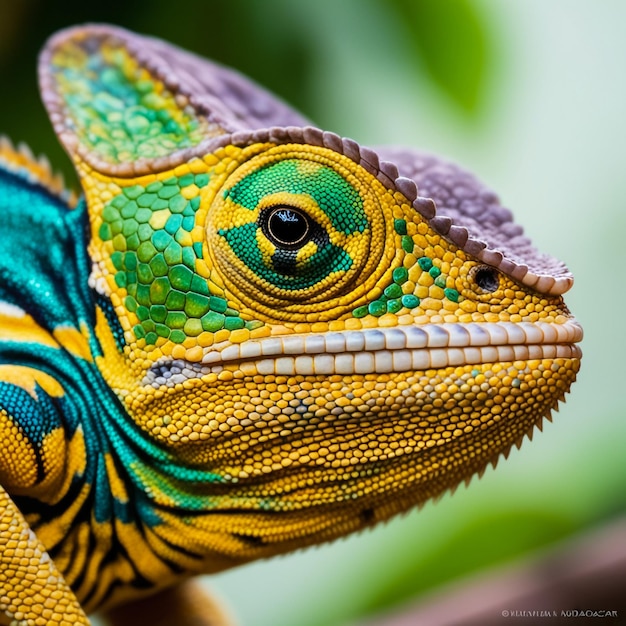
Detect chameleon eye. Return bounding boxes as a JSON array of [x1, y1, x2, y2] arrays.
[[207, 146, 391, 318], [473, 265, 500, 292], [261, 206, 313, 250]]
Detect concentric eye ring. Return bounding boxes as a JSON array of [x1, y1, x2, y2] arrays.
[[260, 205, 313, 249], [206, 144, 392, 320]]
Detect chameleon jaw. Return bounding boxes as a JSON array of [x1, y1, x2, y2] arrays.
[[144, 320, 582, 384]]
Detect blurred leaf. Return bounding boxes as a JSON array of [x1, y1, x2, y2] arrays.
[[0, 2, 29, 66], [386, 0, 488, 113], [357, 509, 581, 617], [140, 0, 314, 118]]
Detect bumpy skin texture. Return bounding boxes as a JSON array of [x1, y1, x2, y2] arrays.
[[0, 24, 582, 626]]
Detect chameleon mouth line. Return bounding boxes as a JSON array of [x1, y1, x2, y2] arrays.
[[146, 321, 582, 383], [244, 342, 582, 377]]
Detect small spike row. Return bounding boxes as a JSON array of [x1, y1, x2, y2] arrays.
[[0, 135, 77, 205]]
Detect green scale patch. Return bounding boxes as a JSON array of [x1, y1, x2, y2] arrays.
[[352, 218, 459, 318], [100, 173, 250, 345], [57, 43, 208, 162], [224, 159, 367, 233]]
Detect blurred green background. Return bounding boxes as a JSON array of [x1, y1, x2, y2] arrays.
[[1, 1, 624, 624]]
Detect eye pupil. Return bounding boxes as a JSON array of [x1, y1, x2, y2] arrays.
[[263, 206, 312, 249], [474, 267, 499, 292]]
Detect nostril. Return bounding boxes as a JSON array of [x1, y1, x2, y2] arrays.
[[474, 266, 500, 292]]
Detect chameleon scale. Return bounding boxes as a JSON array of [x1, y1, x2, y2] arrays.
[[0, 24, 581, 626]]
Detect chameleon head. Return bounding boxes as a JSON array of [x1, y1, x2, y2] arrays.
[[41, 25, 582, 561]]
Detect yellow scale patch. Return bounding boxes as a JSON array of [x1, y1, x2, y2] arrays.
[[0, 304, 93, 365], [0, 485, 89, 625], [0, 365, 64, 400], [0, 408, 40, 491], [0, 308, 60, 352]]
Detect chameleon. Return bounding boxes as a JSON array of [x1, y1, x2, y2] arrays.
[[0, 23, 582, 626]]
